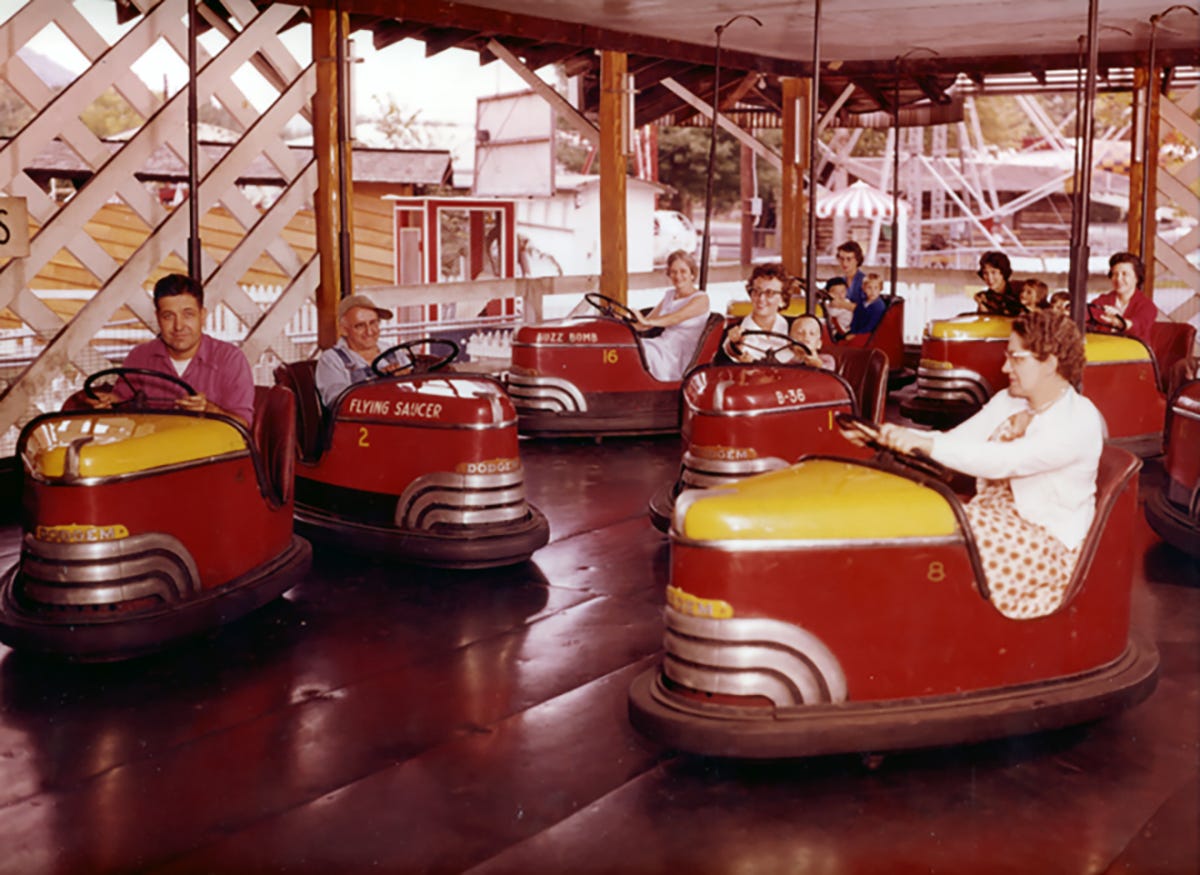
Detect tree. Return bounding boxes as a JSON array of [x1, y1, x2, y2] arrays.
[[80, 87, 145, 138], [656, 126, 741, 216], [372, 96, 436, 149]]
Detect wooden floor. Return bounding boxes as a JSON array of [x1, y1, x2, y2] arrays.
[[0, 437, 1196, 875]]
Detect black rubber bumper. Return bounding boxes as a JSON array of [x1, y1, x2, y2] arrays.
[[1145, 487, 1200, 561], [0, 536, 312, 662], [296, 504, 550, 569], [628, 636, 1159, 759], [897, 395, 979, 428]]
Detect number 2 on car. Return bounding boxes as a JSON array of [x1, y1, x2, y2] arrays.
[[358, 426, 370, 448]]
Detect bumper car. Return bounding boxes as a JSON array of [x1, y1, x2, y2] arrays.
[[629, 434, 1158, 758], [274, 340, 548, 568], [900, 313, 1196, 457], [0, 370, 311, 661], [1145, 377, 1200, 559], [505, 294, 726, 437], [648, 343, 889, 531], [819, 293, 913, 388], [730, 292, 913, 388]]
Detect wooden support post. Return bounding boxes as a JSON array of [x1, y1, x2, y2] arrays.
[[312, 7, 341, 349], [599, 50, 629, 304], [1127, 67, 1148, 261], [740, 142, 755, 267], [781, 77, 809, 278], [1143, 68, 1162, 298]]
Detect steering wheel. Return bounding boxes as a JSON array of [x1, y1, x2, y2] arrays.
[[834, 412, 957, 484], [584, 292, 639, 325], [1086, 301, 1127, 335], [83, 367, 196, 410], [371, 338, 458, 377], [735, 330, 813, 364], [975, 289, 1023, 317]]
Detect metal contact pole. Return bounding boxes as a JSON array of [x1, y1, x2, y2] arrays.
[[1067, 0, 1101, 332], [804, 0, 822, 309], [334, 0, 353, 299], [699, 14, 761, 291], [186, 0, 200, 281]]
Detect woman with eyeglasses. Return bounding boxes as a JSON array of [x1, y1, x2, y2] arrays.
[[723, 263, 793, 363], [863, 309, 1103, 619]]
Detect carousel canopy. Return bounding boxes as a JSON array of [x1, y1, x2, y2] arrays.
[[815, 180, 907, 221]]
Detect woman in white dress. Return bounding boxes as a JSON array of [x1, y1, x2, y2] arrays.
[[636, 250, 711, 381]]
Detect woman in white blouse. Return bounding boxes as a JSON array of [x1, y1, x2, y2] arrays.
[[872, 309, 1103, 619]]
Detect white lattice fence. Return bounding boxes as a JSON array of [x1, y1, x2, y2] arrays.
[[0, 0, 323, 452]]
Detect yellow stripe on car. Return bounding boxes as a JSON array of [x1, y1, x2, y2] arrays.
[[32, 415, 247, 479], [679, 458, 960, 541]]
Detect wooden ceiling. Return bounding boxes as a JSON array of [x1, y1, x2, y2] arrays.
[[202, 1, 1200, 125]]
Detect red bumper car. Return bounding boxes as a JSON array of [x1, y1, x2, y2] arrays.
[[901, 314, 1195, 456], [0, 372, 310, 661], [274, 342, 548, 568], [505, 294, 726, 436], [629, 441, 1158, 758], [1145, 377, 1200, 559], [820, 293, 913, 388], [648, 345, 889, 531]]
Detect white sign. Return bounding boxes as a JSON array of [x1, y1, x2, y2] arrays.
[[0, 197, 30, 258], [474, 91, 555, 198]]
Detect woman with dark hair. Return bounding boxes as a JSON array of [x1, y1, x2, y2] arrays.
[[973, 250, 1022, 315], [636, 249, 711, 380], [867, 310, 1103, 619], [723, 263, 792, 362], [1089, 251, 1158, 345]]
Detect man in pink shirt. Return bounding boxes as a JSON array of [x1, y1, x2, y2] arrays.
[[99, 273, 255, 426]]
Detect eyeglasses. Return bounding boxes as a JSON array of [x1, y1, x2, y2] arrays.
[[1004, 350, 1035, 363], [350, 318, 380, 332], [750, 288, 783, 298]]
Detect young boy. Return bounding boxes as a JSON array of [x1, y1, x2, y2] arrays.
[[849, 273, 886, 335], [787, 313, 836, 369]]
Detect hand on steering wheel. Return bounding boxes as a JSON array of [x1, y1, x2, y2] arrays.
[[371, 338, 459, 377], [736, 330, 813, 364], [834, 412, 956, 484], [83, 367, 197, 411], [975, 289, 1023, 317], [584, 292, 639, 325], [1085, 301, 1127, 335]]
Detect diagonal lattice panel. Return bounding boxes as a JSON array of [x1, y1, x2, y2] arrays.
[[0, 0, 326, 451]]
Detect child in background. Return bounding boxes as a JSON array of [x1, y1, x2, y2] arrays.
[[1020, 279, 1050, 311], [823, 276, 853, 338], [849, 273, 886, 335]]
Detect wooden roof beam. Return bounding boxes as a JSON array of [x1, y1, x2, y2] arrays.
[[371, 20, 433, 50]]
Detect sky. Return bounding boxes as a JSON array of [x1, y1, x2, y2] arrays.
[[2, 0, 537, 165]]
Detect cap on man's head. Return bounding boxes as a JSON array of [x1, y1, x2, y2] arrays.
[[338, 294, 392, 321]]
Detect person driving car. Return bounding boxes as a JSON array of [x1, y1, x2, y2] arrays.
[[852, 309, 1102, 619], [90, 273, 255, 427], [315, 294, 413, 409]]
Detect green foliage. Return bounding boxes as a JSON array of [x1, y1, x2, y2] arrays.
[[80, 87, 144, 138], [0, 83, 33, 137], [656, 126, 741, 215], [372, 95, 435, 149]]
